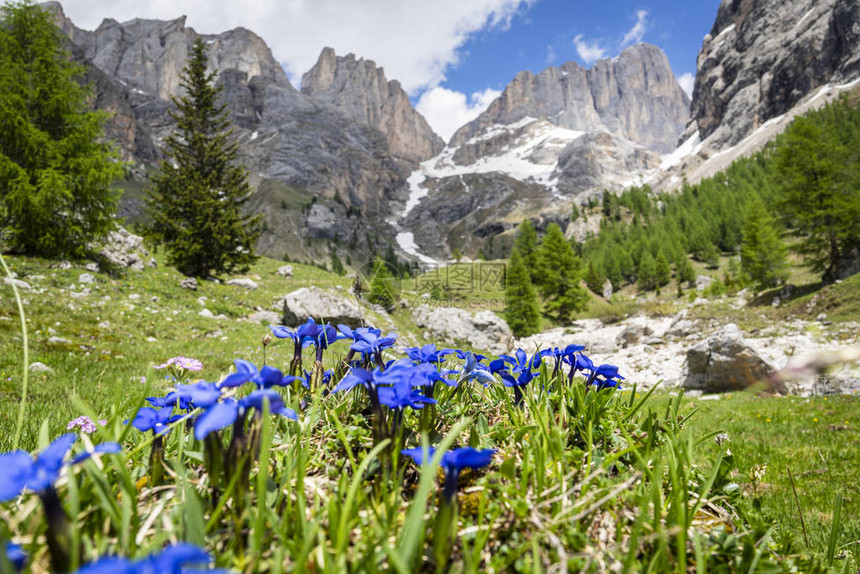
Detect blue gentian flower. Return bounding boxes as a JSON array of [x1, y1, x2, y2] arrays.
[[146, 391, 193, 410], [401, 446, 496, 500], [334, 367, 375, 393], [404, 344, 453, 364], [72, 542, 232, 574], [129, 407, 183, 436], [455, 349, 487, 363], [194, 390, 297, 440], [457, 352, 496, 386], [499, 348, 543, 374], [218, 360, 301, 389], [174, 381, 222, 408], [0, 434, 120, 502], [589, 364, 624, 390], [565, 352, 594, 382], [350, 329, 397, 356], [377, 379, 437, 411], [4, 542, 26, 572]]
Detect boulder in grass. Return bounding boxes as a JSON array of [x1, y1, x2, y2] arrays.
[[411, 305, 512, 355], [226, 278, 259, 290], [683, 323, 784, 393], [277, 265, 293, 278], [279, 286, 363, 328], [29, 362, 53, 373], [180, 277, 198, 290]]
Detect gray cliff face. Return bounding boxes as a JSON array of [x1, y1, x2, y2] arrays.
[[42, 2, 417, 262], [690, 0, 860, 149], [451, 43, 690, 155], [301, 48, 444, 164]]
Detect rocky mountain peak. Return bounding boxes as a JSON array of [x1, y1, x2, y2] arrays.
[[301, 47, 444, 164], [690, 0, 860, 149], [451, 43, 690, 155]]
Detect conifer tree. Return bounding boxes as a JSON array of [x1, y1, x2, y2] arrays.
[[637, 251, 656, 291], [677, 255, 696, 287], [774, 104, 860, 282], [584, 260, 605, 294], [368, 257, 397, 311], [536, 223, 589, 321], [655, 250, 671, 287], [514, 219, 539, 279], [146, 38, 261, 277], [0, 1, 123, 256], [740, 195, 788, 290], [504, 247, 541, 337]]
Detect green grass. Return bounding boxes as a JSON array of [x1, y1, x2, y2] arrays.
[[651, 391, 860, 563]]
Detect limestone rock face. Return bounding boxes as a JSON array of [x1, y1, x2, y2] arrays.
[[451, 44, 690, 155], [279, 287, 363, 329], [683, 324, 784, 393], [411, 305, 513, 355], [690, 0, 860, 150], [302, 48, 444, 164]]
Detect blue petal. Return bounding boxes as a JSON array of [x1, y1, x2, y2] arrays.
[[401, 446, 435, 466], [0, 451, 33, 502], [73, 556, 135, 574], [445, 448, 495, 471], [175, 382, 222, 407], [337, 324, 355, 340], [71, 442, 122, 465], [194, 401, 239, 440], [240, 390, 285, 413], [474, 370, 497, 386], [5, 542, 27, 571], [258, 366, 286, 388], [35, 433, 76, 473], [279, 407, 298, 420], [269, 325, 295, 339], [153, 542, 211, 572]]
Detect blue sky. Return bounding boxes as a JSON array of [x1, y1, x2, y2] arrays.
[[59, 0, 721, 140], [443, 0, 718, 97]]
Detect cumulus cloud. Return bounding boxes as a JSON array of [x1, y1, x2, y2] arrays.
[[56, 0, 534, 94], [546, 44, 556, 64], [416, 87, 501, 142], [573, 35, 606, 65], [678, 72, 695, 99], [620, 10, 649, 48]]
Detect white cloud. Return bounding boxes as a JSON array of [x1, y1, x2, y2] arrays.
[[620, 10, 649, 48], [573, 35, 606, 65], [678, 72, 695, 99], [416, 87, 501, 142], [546, 44, 556, 64], [55, 0, 534, 95]]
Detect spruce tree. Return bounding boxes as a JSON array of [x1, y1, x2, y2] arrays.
[[368, 257, 397, 311], [584, 260, 605, 294], [146, 38, 261, 278], [504, 247, 541, 337], [655, 250, 671, 287], [740, 195, 788, 291], [0, 1, 123, 256], [514, 219, 539, 279], [637, 251, 656, 291], [536, 223, 589, 321], [677, 255, 696, 287]]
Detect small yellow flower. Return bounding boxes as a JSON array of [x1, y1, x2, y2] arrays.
[[813, 418, 818, 422], [757, 414, 762, 418], [765, 418, 771, 422]]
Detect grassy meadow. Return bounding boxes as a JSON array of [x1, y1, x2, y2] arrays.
[[1, 252, 858, 572]]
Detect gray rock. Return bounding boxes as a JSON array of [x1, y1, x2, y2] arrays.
[[683, 323, 784, 393], [3, 277, 31, 291], [247, 310, 280, 324], [616, 324, 654, 348], [51, 260, 72, 269], [302, 48, 444, 163], [601, 278, 614, 300], [94, 226, 152, 271], [695, 275, 712, 292], [29, 362, 53, 373], [279, 286, 363, 328], [411, 305, 512, 355], [199, 308, 215, 318], [690, 0, 860, 150], [180, 277, 198, 290], [277, 265, 293, 278], [85, 262, 99, 272], [47, 336, 70, 345], [78, 273, 95, 284], [226, 278, 259, 290]]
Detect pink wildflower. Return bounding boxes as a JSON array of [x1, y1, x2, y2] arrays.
[[154, 356, 203, 371]]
